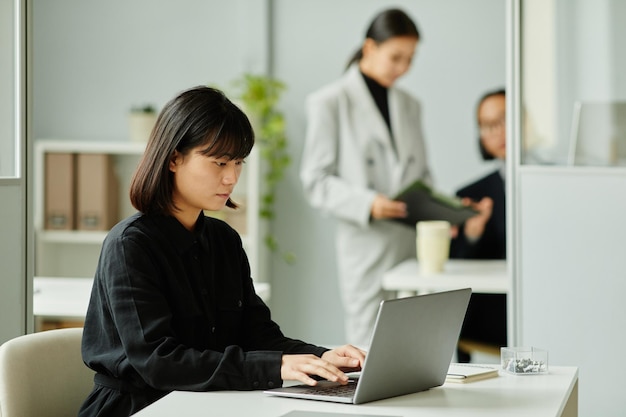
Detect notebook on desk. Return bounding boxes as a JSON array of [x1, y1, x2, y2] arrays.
[[264, 288, 471, 404]]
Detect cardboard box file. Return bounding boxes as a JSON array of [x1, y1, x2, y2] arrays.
[[76, 153, 119, 230], [44, 153, 76, 230]]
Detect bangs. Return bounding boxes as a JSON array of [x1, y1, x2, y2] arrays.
[[198, 108, 255, 160]]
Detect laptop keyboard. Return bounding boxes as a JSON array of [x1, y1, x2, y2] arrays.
[[298, 380, 357, 398]]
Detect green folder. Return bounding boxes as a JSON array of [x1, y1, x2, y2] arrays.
[[392, 180, 478, 226]]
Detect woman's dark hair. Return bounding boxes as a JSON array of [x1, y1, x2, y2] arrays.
[[346, 8, 421, 70], [130, 86, 254, 215], [477, 88, 506, 161]]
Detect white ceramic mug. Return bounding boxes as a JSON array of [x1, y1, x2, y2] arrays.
[[416, 220, 451, 275]]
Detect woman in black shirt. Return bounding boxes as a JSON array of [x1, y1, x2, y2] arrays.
[[78, 86, 365, 417]]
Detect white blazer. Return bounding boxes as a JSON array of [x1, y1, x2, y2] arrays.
[[300, 65, 433, 345], [301, 64, 432, 229]]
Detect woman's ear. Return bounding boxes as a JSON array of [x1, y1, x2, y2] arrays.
[[362, 38, 377, 58], [169, 150, 180, 172]]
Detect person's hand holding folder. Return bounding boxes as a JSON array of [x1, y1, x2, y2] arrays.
[[460, 196, 494, 240], [391, 180, 479, 227], [371, 195, 408, 220]]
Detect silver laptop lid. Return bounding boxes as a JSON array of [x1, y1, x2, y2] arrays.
[[353, 288, 471, 404], [264, 288, 471, 404]]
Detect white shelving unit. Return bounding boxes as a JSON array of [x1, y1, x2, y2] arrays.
[[34, 139, 267, 289]]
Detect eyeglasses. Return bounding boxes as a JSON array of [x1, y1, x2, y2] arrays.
[[479, 118, 505, 136]]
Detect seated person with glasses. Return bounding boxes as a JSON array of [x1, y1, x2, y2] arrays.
[[450, 88, 507, 362]]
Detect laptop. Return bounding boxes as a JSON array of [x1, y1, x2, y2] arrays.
[[264, 288, 471, 404]]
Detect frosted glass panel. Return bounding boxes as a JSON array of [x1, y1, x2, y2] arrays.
[[568, 101, 626, 166], [521, 0, 626, 166]]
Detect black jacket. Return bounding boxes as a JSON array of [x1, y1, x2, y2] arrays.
[[450, 170, 507, 348], [450, 170, 506, 260], [79, 213, 326, 417]]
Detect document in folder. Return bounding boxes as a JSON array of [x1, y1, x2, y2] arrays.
[[392, 180, 478, 226]]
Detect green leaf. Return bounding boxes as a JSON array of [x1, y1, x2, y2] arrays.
[[282, 252, 296, 264], [265, 235, 278, 251]]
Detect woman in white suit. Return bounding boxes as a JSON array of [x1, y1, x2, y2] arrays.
[[300, 9, 432, 346]]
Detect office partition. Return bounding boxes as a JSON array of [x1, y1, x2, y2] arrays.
[[509, 1, 626, 415]]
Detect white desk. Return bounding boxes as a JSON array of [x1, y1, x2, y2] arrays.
[[132, 366, 578, 417], [33, 277, 93, 320], [33, 277, 271, 321], [382, 259, 509, 297]]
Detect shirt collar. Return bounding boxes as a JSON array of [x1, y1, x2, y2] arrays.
[[157, 213, 206, 254]]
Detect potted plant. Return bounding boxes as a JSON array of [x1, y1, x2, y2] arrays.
[[231, 74, 295, 263]]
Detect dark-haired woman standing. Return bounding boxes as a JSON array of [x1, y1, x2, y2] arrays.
[[300, 9, 432, 347], [451, 89, 507, 362], [78, 86, 365, 417]]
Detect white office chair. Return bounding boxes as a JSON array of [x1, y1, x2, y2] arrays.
[[0, 327, 95, 417]]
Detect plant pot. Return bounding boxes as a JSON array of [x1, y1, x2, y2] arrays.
[[128, 112, 157, 143]]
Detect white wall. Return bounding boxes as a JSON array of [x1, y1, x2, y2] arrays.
[[31, 0, 268, 141], [30, 0, 505, 345]]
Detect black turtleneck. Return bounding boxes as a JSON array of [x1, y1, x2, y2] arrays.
[[361, 71, 392, 135]]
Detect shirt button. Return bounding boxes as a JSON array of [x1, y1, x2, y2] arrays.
[[253, 381, 260, 388], [211, 327, 216, 333], [268, 381, 275, 388], [237, 300, 242, 308]]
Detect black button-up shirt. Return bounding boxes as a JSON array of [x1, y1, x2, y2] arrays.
[[79, 213, 326, 417]]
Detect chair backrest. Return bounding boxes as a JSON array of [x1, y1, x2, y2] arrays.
[[0, 327, 95, 417]]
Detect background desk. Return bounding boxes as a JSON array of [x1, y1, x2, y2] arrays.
[[33, 277, 93, 330], [132, 366, 578, 417], [382, 259, 509, 298], [33, 277, 271, 330]]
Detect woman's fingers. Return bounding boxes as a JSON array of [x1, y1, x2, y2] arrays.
[[371, 195, 407, 219], [321, 344, 366, 371], [281, 354, 350, 386]]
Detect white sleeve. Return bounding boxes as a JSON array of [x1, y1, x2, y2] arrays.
[[299, 91, 376, 228]]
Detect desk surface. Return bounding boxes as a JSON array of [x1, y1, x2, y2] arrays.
[[132, 366, 578, 417], [382, 259, 509, 294]]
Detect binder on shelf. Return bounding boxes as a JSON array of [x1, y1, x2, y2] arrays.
[[392, 179, 479, 226], [76, 153, 119, 231], [44, 152, 76, 230]]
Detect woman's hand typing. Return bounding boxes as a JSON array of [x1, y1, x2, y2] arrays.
[[281, 345, 366, 386]]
